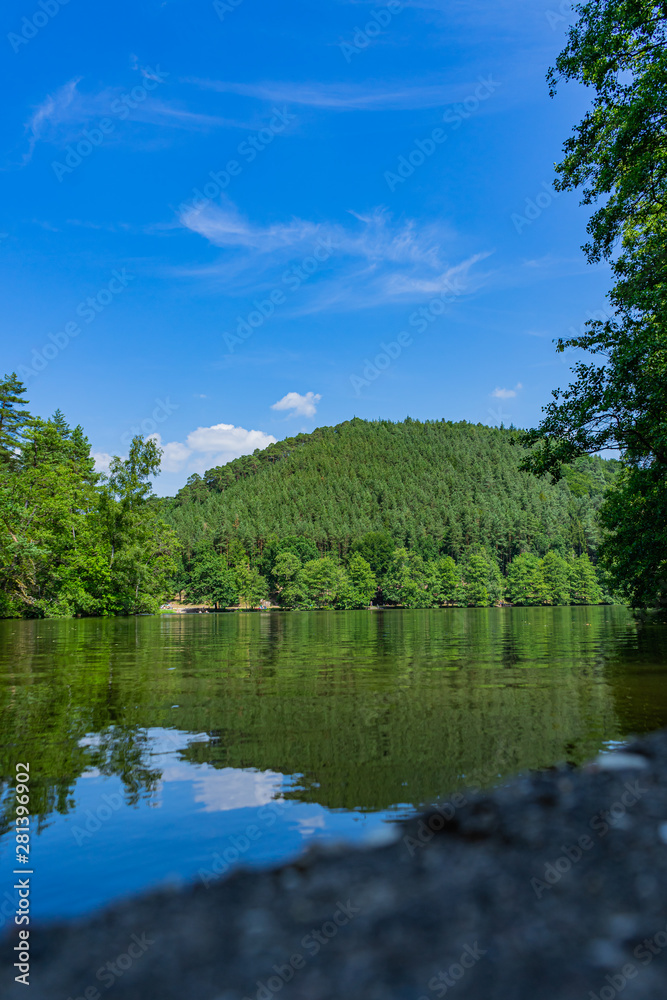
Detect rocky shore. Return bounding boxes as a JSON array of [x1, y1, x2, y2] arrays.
[[4, 731, 667, 999]]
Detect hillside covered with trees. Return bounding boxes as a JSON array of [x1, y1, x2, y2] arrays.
[[0, 378, 622, 618], [163, 418, 619, 610]]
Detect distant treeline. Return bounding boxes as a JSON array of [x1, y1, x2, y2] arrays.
[[178, 540, 606, 610], [0, 393, 619, 618], [163, 418, 619, 609]]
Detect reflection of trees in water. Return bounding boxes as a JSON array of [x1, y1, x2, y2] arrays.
[[0, 724, 163, 836], [0, 606, 660, 827], [84, 727, 162, 806]]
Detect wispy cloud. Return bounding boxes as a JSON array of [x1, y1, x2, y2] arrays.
[[271, 392, 321, 418], [24, 78, 80, 162], [178, 198, 491, 312], [21, 76, 246, 163], [181, 200, 322, 254], [182, 76, 491, 112]]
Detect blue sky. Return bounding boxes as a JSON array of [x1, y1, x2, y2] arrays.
[[1, 0, 613, 495]]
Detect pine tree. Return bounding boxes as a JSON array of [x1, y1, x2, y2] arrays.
[[541, 551, 571, 605], [0, 373, 31, 463], [507, 553, 547, 606], [569, 553, 603, 605]]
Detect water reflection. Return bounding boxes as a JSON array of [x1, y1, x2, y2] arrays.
[[0, 606, 666, 920]]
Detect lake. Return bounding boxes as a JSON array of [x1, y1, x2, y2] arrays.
[[1, 605, 666, 927]]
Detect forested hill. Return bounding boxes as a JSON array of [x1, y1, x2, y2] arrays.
[[165, 418, 619, 570]]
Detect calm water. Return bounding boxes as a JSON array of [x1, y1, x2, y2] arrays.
[[1, 606, 666, 926]]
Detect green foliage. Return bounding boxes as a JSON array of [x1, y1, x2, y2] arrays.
[[289, 557, 346, 610], [433, 555, 460, 605], [0, 373, 31, 464], [598, 466, 667, 608], [569, 552, 604, 605], [457, 547, 504, 608], [383, 548, 432, 609], [336, 553, 377, 610], [0, 401, 179, 618], [272, 551, 302, 590], [507, 553, 546, 606], [523, 1, 667, 607], [166, 419, 618, 582], [541, 551, 572, 606], [159, 417, 617, 611], [188, 553, 238, 608], [235, 563, 269, 609], [351, 532, 395, 579]]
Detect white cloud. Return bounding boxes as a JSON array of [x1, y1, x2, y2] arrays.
[[185, 422, 276, 454], [271, 392, 321, 418], [95, 423, 276, 481], [147, 423, 277, 476], [157, 440, 192, 474], [491, 382, 523, 399], [92, 451, 113, 474]]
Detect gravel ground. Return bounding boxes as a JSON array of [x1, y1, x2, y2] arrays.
[[4, 731, 667, 999]]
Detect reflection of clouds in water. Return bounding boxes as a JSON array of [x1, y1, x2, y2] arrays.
[[78, 728, 288, 813], [292, 812, 327, 838], [160, 763, 286, 813], [146, 728, 211, 756]]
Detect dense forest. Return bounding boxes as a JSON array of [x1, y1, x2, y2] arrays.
[[162, 417, 619, 610], [0, 374, 179, 619], [0, 378, 619, 617]]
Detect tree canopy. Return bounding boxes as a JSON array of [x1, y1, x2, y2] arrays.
[[162, 417, 618, 610], [522, 0, 667, 607], [0, 373, 179, 618]]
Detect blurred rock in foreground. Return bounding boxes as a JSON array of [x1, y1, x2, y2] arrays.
[[4, 731, 667, 999]]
